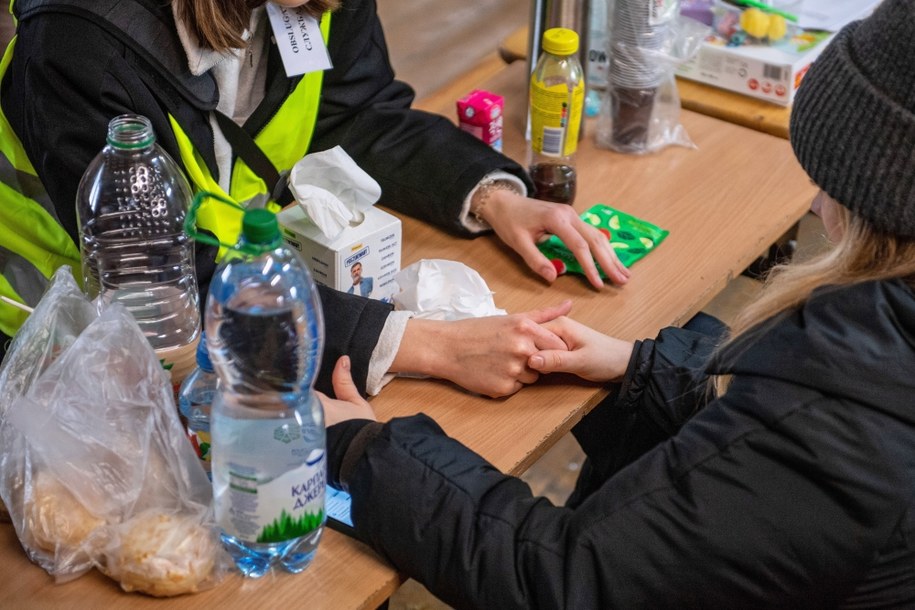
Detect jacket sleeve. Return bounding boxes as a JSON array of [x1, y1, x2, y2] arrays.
[[311, 0, 533, 235], [570, 326, 719, 499], [2, 13, 179, 245], [334, 374, 912, 609], [314, 284, 392, 396]]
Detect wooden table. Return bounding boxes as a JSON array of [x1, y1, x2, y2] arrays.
[[499, 26, 793, 139], [0, 61, 815, 609]]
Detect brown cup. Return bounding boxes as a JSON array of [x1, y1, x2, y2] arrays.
[[610, 85, 657, 151]]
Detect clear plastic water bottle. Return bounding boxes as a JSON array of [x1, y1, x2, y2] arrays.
[[205, 208, 325, 578], [177, 332, 218, 480], [76, 114, 200, 387]]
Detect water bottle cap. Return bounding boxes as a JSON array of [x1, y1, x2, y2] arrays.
[[242, 208, 281, 246], [542, 28, 579, 56], [196, 332, 214, 372]]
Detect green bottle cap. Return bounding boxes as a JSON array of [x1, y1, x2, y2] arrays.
[[242, 208, 281, 245], [542, 28, 579, 56]]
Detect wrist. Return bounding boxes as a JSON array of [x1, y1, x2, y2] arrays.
[[470, 179, 524, 225], [389, 318, 446, 377]]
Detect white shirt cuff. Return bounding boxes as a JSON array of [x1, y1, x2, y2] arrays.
[[365, 310, 414, 396], [459, 171, 527, 232]]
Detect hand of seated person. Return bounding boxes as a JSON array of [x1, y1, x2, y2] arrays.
[[477, 188, 631, 290], [318, 356, 377, 427], [391, 301, 574, 398], [527, 316, 635, 383]]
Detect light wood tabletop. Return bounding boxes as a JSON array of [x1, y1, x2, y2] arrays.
[[499, 25, 793, 139], [0, 60, 815, 609]]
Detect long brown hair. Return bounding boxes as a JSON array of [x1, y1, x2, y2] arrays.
[[715, 204, 915, 391], [173, 0, 341, 52]]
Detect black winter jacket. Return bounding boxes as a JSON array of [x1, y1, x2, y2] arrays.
[[328, 279, 915, 608], [1, 0, 529, 393]]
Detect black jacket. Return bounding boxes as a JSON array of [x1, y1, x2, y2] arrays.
[[328, 279, 915, 608], [1, 0, 529, 393]]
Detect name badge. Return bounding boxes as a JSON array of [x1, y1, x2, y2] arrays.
[[266, 3, 333, 77]]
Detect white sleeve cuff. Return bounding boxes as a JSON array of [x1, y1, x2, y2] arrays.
[[459, 171, 528, 232], [365, 310, 414, 396]]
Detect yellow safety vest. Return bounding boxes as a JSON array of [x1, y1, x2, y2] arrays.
[[0, 13, 330, 337]]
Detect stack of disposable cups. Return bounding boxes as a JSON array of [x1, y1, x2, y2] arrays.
[[609, 0, 678, 151]]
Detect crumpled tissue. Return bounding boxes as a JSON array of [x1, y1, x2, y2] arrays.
[[393, 259, 505, 320], [288, 145, 382, 239]]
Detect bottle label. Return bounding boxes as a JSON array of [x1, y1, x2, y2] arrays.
[[530, 77, 584, 158], [215, 418, 326, 544]]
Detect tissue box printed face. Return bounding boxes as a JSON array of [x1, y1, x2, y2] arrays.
[[277, 205, 402, 303]]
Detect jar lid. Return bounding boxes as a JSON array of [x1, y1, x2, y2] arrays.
[[542, 28, 579, 56]]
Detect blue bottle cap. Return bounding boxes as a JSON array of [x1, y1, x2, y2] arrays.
[[196, 332, 214, 372]]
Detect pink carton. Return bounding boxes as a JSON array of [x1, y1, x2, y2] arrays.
[[456, 89, 504, 152]]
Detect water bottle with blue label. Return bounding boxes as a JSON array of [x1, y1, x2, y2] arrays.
[[191, 197, 326, 578]]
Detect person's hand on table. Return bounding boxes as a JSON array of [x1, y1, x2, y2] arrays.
[[391, 301, 574, 398], [527, 316, 635, 383], [319, 356, 377, 426], [477, 187, 631, 290]]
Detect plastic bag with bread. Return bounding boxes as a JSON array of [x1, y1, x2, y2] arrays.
[[0, 268, 96, 526], [0, 268, 229, 595]]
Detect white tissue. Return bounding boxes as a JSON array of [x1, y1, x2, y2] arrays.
[[393, 259, 506, 320], [288, 146, 382, 239]]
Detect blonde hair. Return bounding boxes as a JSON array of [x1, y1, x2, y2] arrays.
[[173, 0, 340, 53], [716, 206, 915, 390]]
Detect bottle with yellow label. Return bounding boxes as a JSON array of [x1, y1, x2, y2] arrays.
[[528, 27, 585, 205]]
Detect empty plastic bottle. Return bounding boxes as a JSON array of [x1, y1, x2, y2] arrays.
[[76, 114, 200, 387], [177, 332, 218, 480], [205, 207, 326, 578]]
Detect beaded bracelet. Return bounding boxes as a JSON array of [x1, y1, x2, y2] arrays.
[[470, 179, 525, 224]]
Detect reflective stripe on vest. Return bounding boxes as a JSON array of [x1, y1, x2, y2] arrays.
[[0, 34, 82, 336], [172, 12, 331, 252]]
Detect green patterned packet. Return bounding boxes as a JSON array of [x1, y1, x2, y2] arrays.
[[538, 204, 670, 277]]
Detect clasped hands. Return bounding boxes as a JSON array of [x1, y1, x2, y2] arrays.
[[320, 300, 637, 426], [319, 189, 637, 423]]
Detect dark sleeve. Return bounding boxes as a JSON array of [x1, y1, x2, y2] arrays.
[[569, 326, 719, 501], [311, 0, 534, 235], [1, 13, 181, 244], [314, 284, 392, 396], [326, 418, 379, 488], [335, 381, 912, 609]]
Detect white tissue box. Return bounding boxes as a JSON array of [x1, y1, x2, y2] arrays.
[[278, 205, 402, 303]]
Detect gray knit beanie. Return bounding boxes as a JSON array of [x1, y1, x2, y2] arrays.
[[790, 0, 915, 237]]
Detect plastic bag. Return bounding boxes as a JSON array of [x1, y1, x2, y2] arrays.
[[595, 0, 709, 154], [0, 267, 95, 522], [0, 267, 229, 595]]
